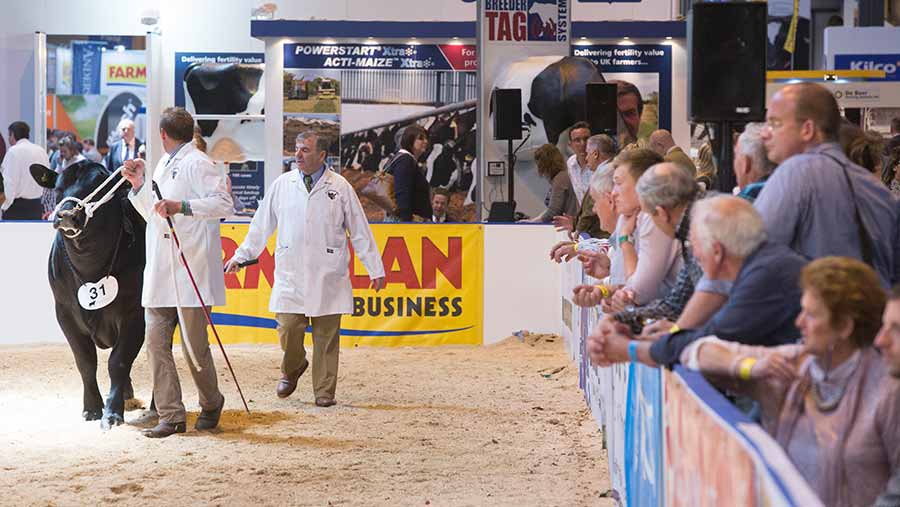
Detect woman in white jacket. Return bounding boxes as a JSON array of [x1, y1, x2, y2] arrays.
[[226, 131, 385, 407]]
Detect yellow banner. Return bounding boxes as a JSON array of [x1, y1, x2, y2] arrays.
[[213, 223, 484, 346]]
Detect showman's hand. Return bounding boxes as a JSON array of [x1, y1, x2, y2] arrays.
[[154, 199, 182, 218], [121, 158, 145, 188], [224, 257, 242, 273], [371, 276, 386, 292]]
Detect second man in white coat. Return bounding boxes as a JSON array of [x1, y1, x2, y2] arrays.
[[226, 131, 385, 407]]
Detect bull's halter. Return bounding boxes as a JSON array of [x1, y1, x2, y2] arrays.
[[52, 167, 129, 238]]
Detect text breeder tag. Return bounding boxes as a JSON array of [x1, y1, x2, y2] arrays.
[[77, 276, 119, 310]]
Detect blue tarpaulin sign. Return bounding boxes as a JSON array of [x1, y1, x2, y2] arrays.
[[284, 43, 476, 71], [72, 41, 106, 95], [624, 363, 663, 507]]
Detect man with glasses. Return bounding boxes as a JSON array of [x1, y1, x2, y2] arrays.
[[106, 118, 144, 170], [755, 82, 899, 286]]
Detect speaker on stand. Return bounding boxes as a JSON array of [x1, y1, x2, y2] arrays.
[[490, 88, 522, 222], [689, 2, 767, 192], [585, 82, 618, 138]]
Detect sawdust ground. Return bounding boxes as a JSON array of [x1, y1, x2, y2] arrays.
[[0, 334, 611, 506]]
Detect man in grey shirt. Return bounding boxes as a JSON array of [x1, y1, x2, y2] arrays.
[[756, 82, 900, 287]]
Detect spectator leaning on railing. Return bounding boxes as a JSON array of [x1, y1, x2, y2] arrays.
[[679, 257, 900, 507], [734, 122, 776, 202], [587, 195, 806, 369], [874, 285, 900, 507], [605, 148, 681, 309]]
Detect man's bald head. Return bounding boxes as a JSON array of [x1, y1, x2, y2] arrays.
[[649, 129, 676, 156], [781, 83, 842, 142]]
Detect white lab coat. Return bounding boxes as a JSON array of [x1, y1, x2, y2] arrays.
[[232, 168, 385, 316], [1, 139, 49, 211], [129, 142, 232, 308]]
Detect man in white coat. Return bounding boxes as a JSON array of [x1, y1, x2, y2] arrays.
[[226, 131, 385, 407], [122, 107, 233, 438]]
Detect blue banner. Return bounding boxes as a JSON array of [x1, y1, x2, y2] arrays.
[[571, 44, 673, 132], [229, 161, 264, 211], [284, 43, 476, 71], [835, 54, 900, 81], [72, 41, 106, 95], [624, 363, 663, 507], [174, 52, 265, 108]]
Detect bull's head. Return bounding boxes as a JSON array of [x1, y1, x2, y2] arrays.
[[31, 161, 121, 239]]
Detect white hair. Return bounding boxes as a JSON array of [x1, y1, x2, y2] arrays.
[[589, 161, 615, 195], [636, 162, 697, 211], [737, 123, 775, 175], [117, 118, 135, 130], [691, 195, 766, 258]]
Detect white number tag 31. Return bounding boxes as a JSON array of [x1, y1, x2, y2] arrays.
[[77, 276, 119, 310]]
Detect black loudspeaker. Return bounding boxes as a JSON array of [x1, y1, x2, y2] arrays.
[[493, 88, 523, 141], [488, 201, 516, 222], [689, 2, 767, 122], [586, 82, 618, 136]]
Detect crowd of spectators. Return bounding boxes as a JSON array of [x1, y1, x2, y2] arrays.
[[548, 82, 900, 507]]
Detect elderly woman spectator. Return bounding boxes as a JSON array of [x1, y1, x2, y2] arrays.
[[679, 256, 900, 507], [520, 144, 578, 223], [574, 161, 620, 284]]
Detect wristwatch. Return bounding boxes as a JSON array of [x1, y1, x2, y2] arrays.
[[618, 234, 634, 244]]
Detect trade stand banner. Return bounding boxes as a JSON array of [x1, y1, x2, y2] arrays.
[[213, 223, 484, 347], [283, 42, 478, 223], [71, 41, 105, 95], [174, 52, 266, 210], [571, 44, 672, 136]]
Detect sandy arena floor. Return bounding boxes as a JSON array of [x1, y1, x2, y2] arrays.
[[0, 334, 611, 507]]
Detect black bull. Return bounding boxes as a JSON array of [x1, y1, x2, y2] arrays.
[[32, 161, 147, 430]]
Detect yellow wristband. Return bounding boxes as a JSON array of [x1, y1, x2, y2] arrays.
[[737, 357, 758, 381], [669, 324, 681, 334], [594, 284, 610, 298], [573, 241, 580, 251]]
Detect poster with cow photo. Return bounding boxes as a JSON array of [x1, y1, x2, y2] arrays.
[[284, 42, 479, 223], [174, 52, 266, 210]]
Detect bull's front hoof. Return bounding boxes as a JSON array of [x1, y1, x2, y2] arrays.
[[100, 412, 124, 431], [83, 409, 103, 421]]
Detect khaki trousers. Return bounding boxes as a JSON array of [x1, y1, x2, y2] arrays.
[[275, 313, 342, 400], [145, 307, 223, 424]]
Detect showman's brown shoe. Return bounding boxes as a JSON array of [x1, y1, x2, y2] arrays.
[[276, 360, 309, 398], [142, 421, 186, 439], [315, 397, 337, 408], [195, 395, 224, 431]]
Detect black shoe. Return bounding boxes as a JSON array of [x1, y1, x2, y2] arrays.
[[315, 397, 336, 408], [142, 421, 186, 439], [276, 360, 309, 399], [195, 395, 224, 431]]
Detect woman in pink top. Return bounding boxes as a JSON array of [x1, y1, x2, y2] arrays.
[[682, 257, 900, 507]]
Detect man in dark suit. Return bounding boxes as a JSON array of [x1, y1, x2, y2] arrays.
[[430, 187, 456, 223], [105, 118, 144, 169]]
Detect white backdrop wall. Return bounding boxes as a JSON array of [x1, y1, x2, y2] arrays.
[[0, 223, 561, 345]]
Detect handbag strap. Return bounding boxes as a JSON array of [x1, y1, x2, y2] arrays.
[[822, 153, 875, 266]]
